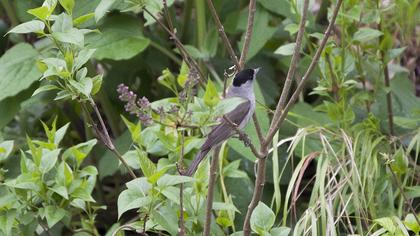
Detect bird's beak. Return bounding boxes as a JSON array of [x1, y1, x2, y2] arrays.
[[254, 67, 261, 75]]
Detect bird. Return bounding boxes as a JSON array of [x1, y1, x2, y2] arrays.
[[185, 68, 260, 176]]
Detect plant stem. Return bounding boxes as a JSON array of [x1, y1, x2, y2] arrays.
[[242, 159, 266, 236], [203, 145, 221, 236], [205, 0, 240, 68], [238, 0, 257, 68], [265, 0, 309, 146], [143, 7, 206, 88], [82, 102, 137, 179]]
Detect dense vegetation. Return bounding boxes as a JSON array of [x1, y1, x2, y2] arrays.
[[0, 0, 419, 235]]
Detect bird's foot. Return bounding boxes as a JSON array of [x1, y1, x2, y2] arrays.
[[239, 133, 251, 147]]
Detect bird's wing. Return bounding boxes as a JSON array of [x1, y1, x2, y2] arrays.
[[200, 100, 251, 151]]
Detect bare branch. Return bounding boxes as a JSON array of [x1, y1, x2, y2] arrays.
[[264, 0, 344, 144], [143, 7, 206, 88], [238, 0, 257, 68], [204, 146, 221, 236], [205, 0, 240, 69], [264, 0, 310, 147]]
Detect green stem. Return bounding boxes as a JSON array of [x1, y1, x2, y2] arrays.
[[195, 0, 206, 72], [150, 41, 182, 65]]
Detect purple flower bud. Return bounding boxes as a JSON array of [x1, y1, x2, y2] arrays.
[[137, 96, 150, 109]]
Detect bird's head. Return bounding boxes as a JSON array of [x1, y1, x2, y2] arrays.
[[232, 68, 261, 88]]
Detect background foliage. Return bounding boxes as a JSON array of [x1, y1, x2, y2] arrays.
[[0, 0, 420, 235]]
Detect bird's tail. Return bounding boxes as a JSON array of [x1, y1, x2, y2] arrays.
[[185, 148, 211, 176]]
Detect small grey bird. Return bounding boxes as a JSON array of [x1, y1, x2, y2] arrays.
[[185, 68, 260, 176]]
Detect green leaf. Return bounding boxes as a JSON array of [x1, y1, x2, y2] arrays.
[[91, 74, 103, 95], [52, 28, 84, 47], [32, 85, 59, 96], [50, 185, 68, 199], [0, 210, 16, 235], [138, 148, 156, 178], [54, 123, 70, 145], [177, 61, 189, 87], [27, 6, 52, 21], [394, 116, 419, 129], [87, 15, 150, 60], [353, 28, 383, 43], [274, 43, 297, 56], [404, 214, 420, 234], [74, 13, 95, 26], [250, 202, 275, 234], [39, 149, 60, 173], [59, 0, 75, 14], [62, 139, 97, 165], [203, 79, 220, 107], [390, 148, 408, 175], [7, 20, 45, 34], [270, 227, 291, 236], [156, 174, 194, 187], [94, 0, 118, 22], [74, 48, 96, 70], [0, 141, 14, 162], [43, 206, 66, 228], [117, 189, 150, 219], [374, 217, 396, 234], [121, 116, 142, 145], [150, 206, 178, 236], [51, 13, 73, 33], [122, 150, 140, 169]]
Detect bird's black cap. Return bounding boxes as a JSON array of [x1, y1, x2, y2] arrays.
[[233, 68, 257, 87]]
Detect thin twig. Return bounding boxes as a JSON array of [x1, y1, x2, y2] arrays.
[[265, 0, 310, 147], [222, 115, 262, 158], [204, 146, 221, 236], [143, 7, 206, 88], [243, 0, 343, 234], [238, 0, 257, 68], [83, 102, 137, 179], [264, 0, 343, 145], [381, 50, 395, 136], [205, 0, 240, 68], [179, 132, 186, 236]]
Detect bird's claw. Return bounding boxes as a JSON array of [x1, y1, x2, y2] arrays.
[[239, 133, 251, 147]]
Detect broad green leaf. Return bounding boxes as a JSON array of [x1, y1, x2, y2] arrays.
[[51, 13, 73, 32], [0, 141, 14, 162], [117, 189, 150, 219], [39, 149, 61, 173], [274, 43, 297, 56], [62, 139, 97, 165], [270, 227, 291, 236], [121, 116, 142, 145], [374, 217, 396, 234], [122, 150, 140, 169], [7, 20, 45, 34], [394, 116, 419, 129], [59, 0, 75, 14], [150, 206, 178, 236], [50, 185, 68, 199], [353, 28, 383, 43], [259, 0, 293, 17], [74, 13, 95, 26], [156, 174, 194, 187], [32, 85, 59, 97], [142, 0, 175, 26], [138, 148, 156, 178], [91, 74, 103, 95], [94, 0, 118, 22], [0, 210, 16, 235], [27, 6, 52, 20], [74, 48, 96, 70], [54, 123, 70, 145], [52, 28, 84, 47], [404, 214, 420, 234], [43, 206, 66, 228], [250, 202, 275, 234], [203, 79, 220, 107], [87, 15, 150, 60]]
